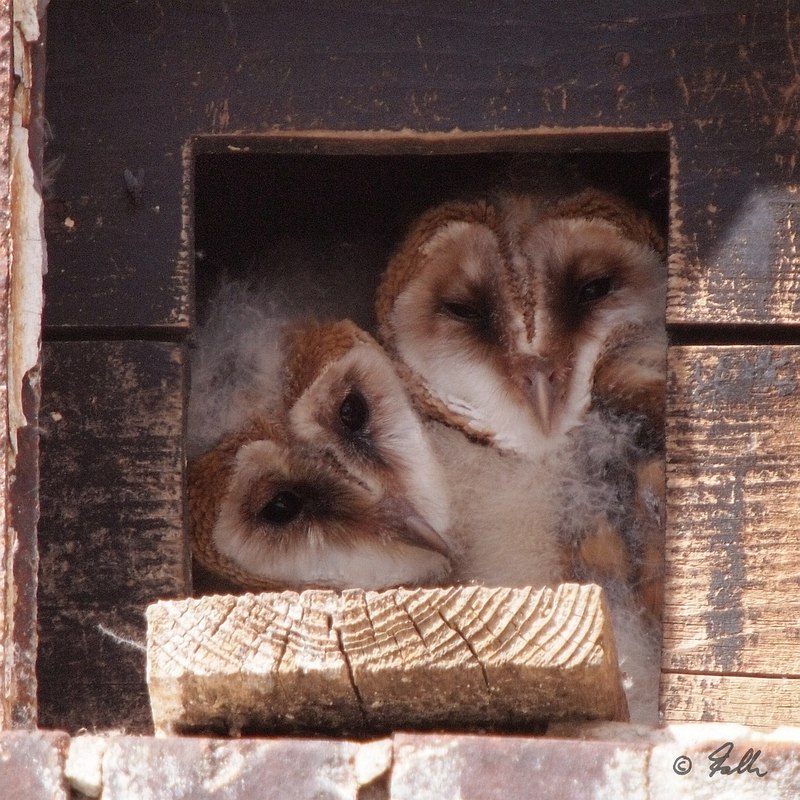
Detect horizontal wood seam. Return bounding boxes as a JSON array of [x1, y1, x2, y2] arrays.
[[662, 668, 800, 680]]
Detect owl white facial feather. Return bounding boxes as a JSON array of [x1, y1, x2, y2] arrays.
[[515, 210, 667, 438], [282, 319, 453, 550]]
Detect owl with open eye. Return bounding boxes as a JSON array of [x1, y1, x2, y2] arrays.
[[510, 189, 667, 619], [511, 188, 667, 439], [511, 189, 668, 723], [377, 191, 666, 722], [187, 317, 455, 593]]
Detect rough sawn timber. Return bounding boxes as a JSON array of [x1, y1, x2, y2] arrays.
[[37, 340, 189, 734], [662, 345, 800, 727], [147, 583, 627, 736]]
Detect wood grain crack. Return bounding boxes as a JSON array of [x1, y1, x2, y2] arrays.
[[334, 619, 368, 727]]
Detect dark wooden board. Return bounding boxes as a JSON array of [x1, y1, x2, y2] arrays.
[[43, 1, 800, 330], [37, 341, 189, 732]]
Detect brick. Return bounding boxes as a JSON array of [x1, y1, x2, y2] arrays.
[[99, 735, 392, 800], [390, 733, 650, 800], [0, 732, 70, 799], [649, 723, 800, 800]]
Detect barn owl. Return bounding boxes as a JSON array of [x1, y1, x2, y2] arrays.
[[376, 190, 666, 722], [373, 198, 572, 587], [513, 190, 668, 723], [509, 189, 667, 618], [187, 317, 456, 592], [374, 196, 562, 457]]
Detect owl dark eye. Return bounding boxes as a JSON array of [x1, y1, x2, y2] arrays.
[[258, 491, 303, 526], [576, 276, 613, 307], [441, 301, 484, 322], [441, 297, 498, 344], [339, 389, 369, 434]]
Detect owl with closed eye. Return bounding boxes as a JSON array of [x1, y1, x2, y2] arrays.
[[374, 197, 572, 588], [188, 315, 455, 592], [377, 190, 666, 722], [375, 196, 562, 457]]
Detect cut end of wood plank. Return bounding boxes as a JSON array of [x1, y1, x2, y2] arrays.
[[146, 583, 628, 737]]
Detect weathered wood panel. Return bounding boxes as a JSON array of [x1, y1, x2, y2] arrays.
[[662, 345, 800, 723], [0, 0, 12, 732], [2, 0, 47, 730], [38, 341, 189, 732], [147, 584, 626, 736], [661, 673, 800, 729], [43, 1, 800, 330]]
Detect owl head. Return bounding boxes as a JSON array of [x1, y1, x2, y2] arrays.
[[375, 197, 560, 456], [514, 189, 667, 439], [187, 320, 455, 592]]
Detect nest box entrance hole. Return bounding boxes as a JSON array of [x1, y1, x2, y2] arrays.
[[188, 132, 671, 596]]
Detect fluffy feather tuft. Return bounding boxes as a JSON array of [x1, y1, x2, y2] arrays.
[[187, 277, 291, 458]]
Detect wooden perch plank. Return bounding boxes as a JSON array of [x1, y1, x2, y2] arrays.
[[147, 584, 627, 736]]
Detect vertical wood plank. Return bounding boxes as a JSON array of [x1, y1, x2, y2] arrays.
[[1, 0, 47, 730], [0, 0, 13, 731], [38, 341, 189, 733], [662, 345, 800, 725]]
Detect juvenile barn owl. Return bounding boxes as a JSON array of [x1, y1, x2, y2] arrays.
[[511, 189, 667, 620], [374, 198, 570, 587], [513, 190, 668, 723], [188, 318, 455, 592], [374, 197, 562, 457], [376, 191, 667, 722]]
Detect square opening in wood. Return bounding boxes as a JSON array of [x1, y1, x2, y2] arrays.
[[180, 132, 670, 731], [188, 131, 670, 585]]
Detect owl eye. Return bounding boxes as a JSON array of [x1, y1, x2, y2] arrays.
[[339, 389, 370, 434], [441, 301, 484, 322], [576, 276, 613, 307], [258, 491, 303, 526]]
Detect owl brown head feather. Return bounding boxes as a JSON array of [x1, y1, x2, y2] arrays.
[[542, 188, 666, 258], [188, 417, 291, 590]]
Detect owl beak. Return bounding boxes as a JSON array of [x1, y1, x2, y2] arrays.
[[382, 498, 451, 558], [400, 514, 452, 558], [518, 355, 563, 434]]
